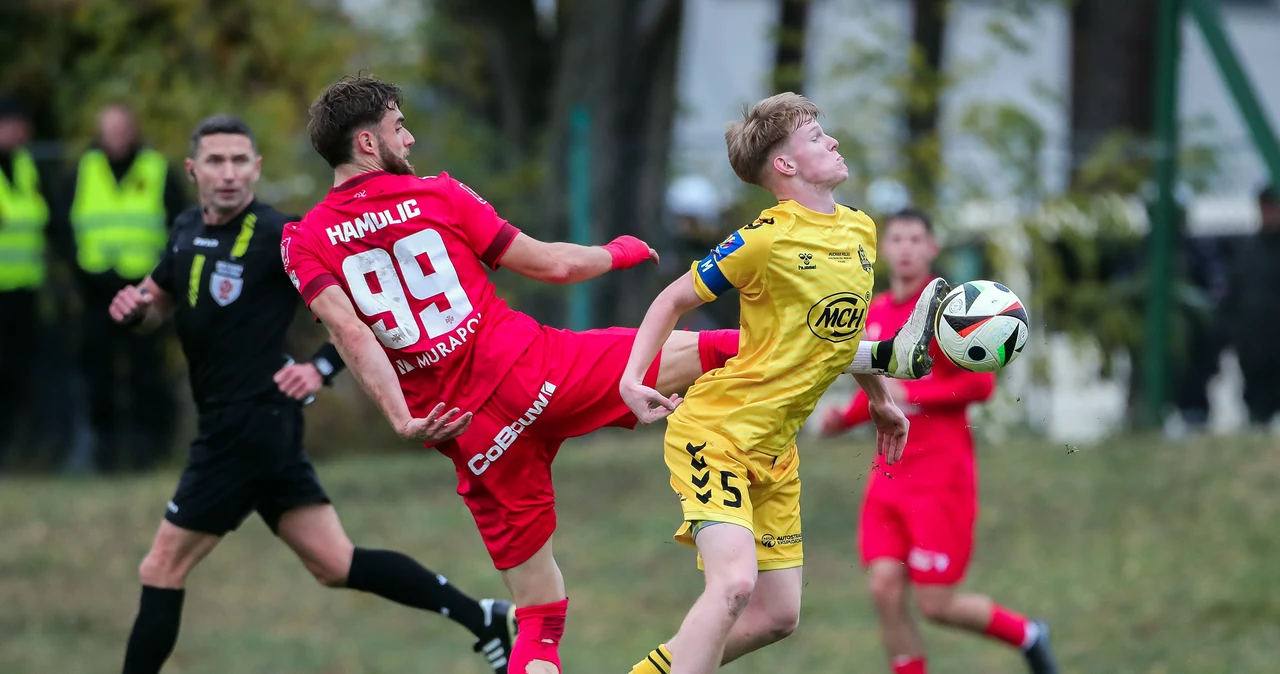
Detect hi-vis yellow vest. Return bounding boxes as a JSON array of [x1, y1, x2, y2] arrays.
[[70, 148, 168, 279], [0, 148, 50, 291]]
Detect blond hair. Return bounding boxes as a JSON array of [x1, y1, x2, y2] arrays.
[[725, 92, 823, 187]]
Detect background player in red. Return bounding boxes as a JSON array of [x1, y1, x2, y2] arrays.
[[817, 209, 1058, 674]]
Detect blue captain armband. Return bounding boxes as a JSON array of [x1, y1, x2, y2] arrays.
[[696, 255, 733, 296], [695, 231, 745, 297]]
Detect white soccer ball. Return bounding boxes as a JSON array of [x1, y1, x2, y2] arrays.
[[935, 280, 1029, 373]]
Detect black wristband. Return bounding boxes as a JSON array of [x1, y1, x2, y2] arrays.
[[309, 342, 345, 386]]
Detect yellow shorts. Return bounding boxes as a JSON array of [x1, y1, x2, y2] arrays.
[[664, 417, 803, 571]]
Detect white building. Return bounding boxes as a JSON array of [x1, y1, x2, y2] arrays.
[[673, 0, 1280, 226]]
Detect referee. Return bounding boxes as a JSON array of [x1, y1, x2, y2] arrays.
[[110, 115, 515, 674]]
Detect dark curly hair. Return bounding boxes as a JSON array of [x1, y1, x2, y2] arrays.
[[307, 75, 403, 168]]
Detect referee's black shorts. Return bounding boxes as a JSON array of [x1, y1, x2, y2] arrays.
[[164, 399, 330, 536]]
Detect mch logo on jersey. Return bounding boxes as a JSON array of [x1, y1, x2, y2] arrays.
[[806, 291, 869, 343]]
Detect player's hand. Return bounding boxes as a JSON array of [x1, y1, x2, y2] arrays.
[[884, 381, 923, 416], [619, 380, 682, 425], [604, 235, 660, 270], [816, 406, 849, 438], [868, 400, 909, 465], [399, 403, 473, 444], [109, 285, 153, 325], [274, 363, 324, 401]]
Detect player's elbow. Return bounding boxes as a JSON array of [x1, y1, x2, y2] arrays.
[[509, 250, 576, 284], [539, 258, 576, 284], [326, 320, 366, 355]]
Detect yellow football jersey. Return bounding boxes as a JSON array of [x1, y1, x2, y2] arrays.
[[674, 200, 878, 455]]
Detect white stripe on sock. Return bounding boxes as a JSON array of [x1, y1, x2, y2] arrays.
[[1021, 621, 1040, 650]]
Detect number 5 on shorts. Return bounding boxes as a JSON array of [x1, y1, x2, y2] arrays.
[[721, 471, 742, 508]]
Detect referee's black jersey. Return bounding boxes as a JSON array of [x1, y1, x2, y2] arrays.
[[151, 201, 302, 410]]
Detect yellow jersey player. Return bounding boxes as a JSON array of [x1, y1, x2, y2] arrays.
[[619, 93, 951, 674]]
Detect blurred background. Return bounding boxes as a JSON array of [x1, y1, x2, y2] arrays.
[[1, 0, 1279, 672]]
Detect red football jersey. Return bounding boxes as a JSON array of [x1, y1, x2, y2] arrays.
[[283, 170, 541, 415]]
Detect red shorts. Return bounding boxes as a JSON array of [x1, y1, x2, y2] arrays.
[[435, 326, 658, 570], [858, 483, 976, 585]]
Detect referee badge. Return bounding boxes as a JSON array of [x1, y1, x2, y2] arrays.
[[211, 260, 245, 307]]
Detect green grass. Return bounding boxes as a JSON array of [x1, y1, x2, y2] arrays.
[[2, 428, 1279, 673]]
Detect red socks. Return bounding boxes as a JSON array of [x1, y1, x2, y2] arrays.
[[892, 656, 927, 674], [984, 604, 1030, 648], [511, 599, 568, 673], [697, 329, 739, 372]]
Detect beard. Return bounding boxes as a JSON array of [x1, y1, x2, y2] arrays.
[[378, 138, 415, 176]]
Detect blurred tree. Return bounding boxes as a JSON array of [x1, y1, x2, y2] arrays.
[[772, 0, 811, 95], [0, 0, 362, 212], [423, 0, 554, 165], [421, 0, 685, 327], [1069, 0, 1158, 189], [904, 0, 950, 198], [0, 0, 395, 458]]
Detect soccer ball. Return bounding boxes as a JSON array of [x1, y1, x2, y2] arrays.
[[935, 280, 1029, 373]]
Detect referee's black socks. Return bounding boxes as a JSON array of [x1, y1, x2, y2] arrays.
[[121, 586, 184, 674], [346, 547, 488, 638]]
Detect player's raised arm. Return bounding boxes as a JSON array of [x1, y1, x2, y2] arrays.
[[619, 271, 705, 424], [109, 276, 175, 333], [308, 285, 472, 443], [497, 231, 657, 284], [443, 174, 656, 284]]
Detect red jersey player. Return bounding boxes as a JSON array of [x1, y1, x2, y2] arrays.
[[818, 209, 1058, 674], [283, 75, 751, 674], [285, 75, 940, 674]]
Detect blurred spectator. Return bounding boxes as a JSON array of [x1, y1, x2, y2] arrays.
[[0, 96, 50, 466], [53, 104, 189, 472], [1222, 185, 1280, 428], [664, 175, 735, 329], [1173, 231, 1228, 431]]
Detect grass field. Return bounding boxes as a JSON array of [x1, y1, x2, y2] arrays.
[[2, 428, 1279, 673]]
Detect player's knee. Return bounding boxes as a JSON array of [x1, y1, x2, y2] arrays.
[[138, 549, 186, 588], [764, 604, 801, 642], [710, 574, 756, 617], [867, 567, 908, 609], [915, 592, 954, 623], [314, 568, 347, 588], [308, 557, 350, 588]]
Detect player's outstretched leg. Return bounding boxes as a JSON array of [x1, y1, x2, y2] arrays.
[[630, 522, 759, 674], [275, 505, 517, 673], [866, 560, 928, 674], [499, 539, 569, 674], [122, 521, 221, 674], [653, 319, 944, 398], [870, 277, 950, 380], [634, 565, 801, 674], [913, 585, 1058, 674], [718, 566, 802, 664]]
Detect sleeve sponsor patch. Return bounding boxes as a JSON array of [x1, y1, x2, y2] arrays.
[[711, 232, 745, 261]]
